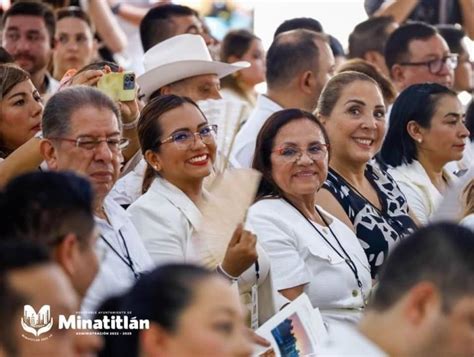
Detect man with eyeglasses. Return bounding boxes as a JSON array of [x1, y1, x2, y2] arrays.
[[40, 86, 153, 315], [385, 22, 457, 93]]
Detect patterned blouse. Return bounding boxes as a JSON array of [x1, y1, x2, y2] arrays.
[[322, 162, 417, 278]]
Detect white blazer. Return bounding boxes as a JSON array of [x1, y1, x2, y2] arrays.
[[128, 176, 276, 324], [388, 160, 456, 225]]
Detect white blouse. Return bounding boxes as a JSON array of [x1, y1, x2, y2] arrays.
[[128, 176, 275, 324], [247, 198, 372, 328]]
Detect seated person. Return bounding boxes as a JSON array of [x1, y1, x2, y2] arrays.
[[247, 108, 372, 329]]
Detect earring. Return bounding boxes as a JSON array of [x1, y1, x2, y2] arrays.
[[417, 138, 423, 143]]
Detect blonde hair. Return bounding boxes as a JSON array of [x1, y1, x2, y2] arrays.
[[462, 179, 474, 218]]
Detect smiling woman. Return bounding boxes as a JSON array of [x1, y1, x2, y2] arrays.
[[314, 71, 417, 279]]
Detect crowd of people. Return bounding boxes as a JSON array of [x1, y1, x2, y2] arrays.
[[0, 1, 473, 356]]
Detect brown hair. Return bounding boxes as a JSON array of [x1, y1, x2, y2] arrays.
[[316, 71, 382, 117], [138, 95, 205, 193], [337, 59, 397, 105], [0, 64, 30, 157], [252, 108, 330, 200], [56, 6, 94, 32], [462, 179, 474, 218]]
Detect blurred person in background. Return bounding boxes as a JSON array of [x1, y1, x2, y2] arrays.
[[381, 83, 469, 224], [52, 6, 98, 81], [0, 64, 43, 188], [1, 1, 59, 97], [315, 72, 417, 278], [385, 22, 456, 93], [347, 16, 398, 76], [231, 29, 335, 168], [220, 29, 266, 113]]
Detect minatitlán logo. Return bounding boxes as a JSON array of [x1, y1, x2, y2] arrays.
[[21, 305, 53, 337]]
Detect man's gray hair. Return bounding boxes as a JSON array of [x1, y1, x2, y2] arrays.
[[42, 86, 121, 138]]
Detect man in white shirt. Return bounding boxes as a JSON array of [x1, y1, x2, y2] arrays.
[[321, 223, 474, 357], [230, 29, 335, 168]]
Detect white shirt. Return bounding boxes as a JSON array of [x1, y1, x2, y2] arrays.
[[128, 176, 275, 323], [109, 158, 146, 206], [461, 214, 474, 230], [319, 324, 387, 356], [81, 195, 153, 314], [230, 94, 282, 168], [388, 160, 456, 225], [246, 198, 372, 328]]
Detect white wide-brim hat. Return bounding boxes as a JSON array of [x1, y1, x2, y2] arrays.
[[138, 34, 250, 100]]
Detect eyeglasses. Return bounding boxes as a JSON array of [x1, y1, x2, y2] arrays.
[[48, 136, 129, 152], [399, 54, 458, 74], [157, 124, 217, 149], [272, 143, 329, 163]]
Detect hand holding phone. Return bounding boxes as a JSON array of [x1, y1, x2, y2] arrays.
[[97, 72, 136, 102]]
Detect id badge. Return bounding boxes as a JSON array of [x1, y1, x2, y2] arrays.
[[250, 284, 259, 330]]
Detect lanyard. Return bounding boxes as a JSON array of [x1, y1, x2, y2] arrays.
[[282, 198, 367, 307], [100, 229, 140, 280]]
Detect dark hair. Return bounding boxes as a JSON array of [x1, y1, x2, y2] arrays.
[[2, 1, 56, 46], [137, 94, 204, 193], [266, 29, 327, 90], [348, 16, 395, 59], [317, 71, 382, 117], [220, 29, 260, 98], [0, 47, 13, 64], [252, 109, 330, 199], [337, 59, 397, 105], [380, 83, 457, 167], [466, 100, 474, 142], [385, 22, 438, 73], [0, 240, 50, 356], [0, 171, 95, 250], [140, 4, 197, 52], [56, 6, 94, 32], [436, 25, 466, 55], [74, 60, 120, 77], [42, 86, 121, 138], [273, 17, 323, 37], [371, 223, 474, 312]]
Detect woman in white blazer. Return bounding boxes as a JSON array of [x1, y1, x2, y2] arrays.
[[128, 95, 275, 326], [247, 109, 372, 330], [381, 83, 469, 224]]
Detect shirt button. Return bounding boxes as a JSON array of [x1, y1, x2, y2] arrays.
[[352, 289, 359, 297]]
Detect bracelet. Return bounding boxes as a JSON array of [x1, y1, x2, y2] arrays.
[[122, 116, 138, 130], [216, 263, 239, 283]]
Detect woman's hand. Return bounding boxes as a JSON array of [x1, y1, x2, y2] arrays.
[[221, 224, 258, 277]]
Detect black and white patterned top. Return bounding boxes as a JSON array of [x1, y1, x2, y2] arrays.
[[322, 162, 417, 278]]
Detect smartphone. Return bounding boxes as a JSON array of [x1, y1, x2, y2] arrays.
[[97, 72, 136, 102]]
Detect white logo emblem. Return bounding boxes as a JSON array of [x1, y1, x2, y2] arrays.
[[21, 305, 53, 337]]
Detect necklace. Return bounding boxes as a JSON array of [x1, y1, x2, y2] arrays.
[[282, 197, 367, 307], [100, 229, 140, 280]]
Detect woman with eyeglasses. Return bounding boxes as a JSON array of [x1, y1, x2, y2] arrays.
[[0, 64, 44, 187], [314, 72, 417, 279], [246, 108, 372, 329], [380, 83, 470, 225], [128, 95, 275, 328]]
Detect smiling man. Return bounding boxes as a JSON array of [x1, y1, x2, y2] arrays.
[[1, 1, 58, 97]]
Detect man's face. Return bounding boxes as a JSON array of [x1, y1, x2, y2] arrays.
[[163, 74, 221, 102], [11, 264, 79, 357], [42, 106, 122, 200], [392, 34, 454, 91], [2, 15, 52, 76]]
